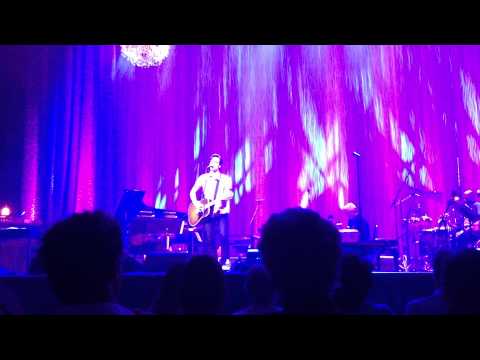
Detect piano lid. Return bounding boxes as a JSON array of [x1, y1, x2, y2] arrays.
[[116, 189, 187, 224], [115, 189, 146, 222]]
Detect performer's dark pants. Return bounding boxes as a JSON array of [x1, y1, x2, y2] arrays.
[[201, 214, 229, 264]]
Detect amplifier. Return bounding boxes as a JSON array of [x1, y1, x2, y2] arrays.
[[339, 228, 360, 243]]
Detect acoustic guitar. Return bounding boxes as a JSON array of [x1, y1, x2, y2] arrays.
[[188, 199, 220, 226]]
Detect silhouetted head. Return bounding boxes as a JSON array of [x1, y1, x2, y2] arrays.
[[444, 249, 480, 314], [260, 208, 341, 313], [0, 285, 24, 315], [245, 265, 275, 307], [39, 211, 123, 305], [432, 248, 453, 288], [180, 255, 225, 315], [339, 255, 373, 300], [152, 263, 186, 315]]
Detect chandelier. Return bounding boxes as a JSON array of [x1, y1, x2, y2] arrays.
[[120, 45, 171, 68]]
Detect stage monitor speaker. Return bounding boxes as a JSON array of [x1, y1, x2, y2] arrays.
[[0, 226, 41, 274], [231, 249, 263, 273], [246, 248, 261, 262], [339, 229, 360, 243], [143, 252, 191, 273], [377, 255, 397, 272], [341, 240, 399, 271]]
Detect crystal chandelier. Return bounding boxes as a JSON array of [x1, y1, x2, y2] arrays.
[[120, 45, 171, 68]]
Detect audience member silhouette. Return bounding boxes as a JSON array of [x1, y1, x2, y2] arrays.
[[0, 285, 24, 315], [444, 248, 480, 314], [151, 263, 186, 315], [39, 211, 133, 315], [29, 252, 144, 274], [259, 208, 341, 314], [404, 249, 451, 315], [24, 207, 480, 315], [180, 255, 225, 315], [28, 252, 44, 274], [334, 254, 393, 315], [233, 265, 282, 315]]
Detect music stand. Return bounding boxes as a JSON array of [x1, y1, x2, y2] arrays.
[[248, 199, 264, 248]]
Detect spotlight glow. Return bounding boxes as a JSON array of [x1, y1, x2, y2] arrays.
[[0, 206, 11, 217], [120, 45, 170, 68]]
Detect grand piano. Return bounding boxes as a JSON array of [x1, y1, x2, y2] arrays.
[[115, 190, 188, 254]]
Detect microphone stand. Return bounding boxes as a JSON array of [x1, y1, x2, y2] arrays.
[[249, 200, 262, 248], [391, 171, 412, 268], [353, 152, 362, 217]]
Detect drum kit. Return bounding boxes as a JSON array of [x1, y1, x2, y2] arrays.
[[393, 187, 480, 272]]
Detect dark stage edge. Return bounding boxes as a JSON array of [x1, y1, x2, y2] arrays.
[[0, 272, 434, 315]]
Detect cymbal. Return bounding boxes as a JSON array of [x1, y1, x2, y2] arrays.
[[410, 188, 441, 197], [403, 215, 433, 223], [392, 188, 442, 207]]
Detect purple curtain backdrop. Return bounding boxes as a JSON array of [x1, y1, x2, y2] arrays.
[[1, 45, 480, 245]]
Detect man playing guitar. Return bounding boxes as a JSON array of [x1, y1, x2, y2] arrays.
[[189, 153, 233, 266]]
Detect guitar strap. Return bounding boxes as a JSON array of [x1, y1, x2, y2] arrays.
[[213, 176, 221, 201]]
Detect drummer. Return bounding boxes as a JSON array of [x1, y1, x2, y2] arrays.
[[452, 189, 480, 250]]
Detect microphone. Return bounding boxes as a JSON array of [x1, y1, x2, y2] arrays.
[[353, 151, 361, 157]]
